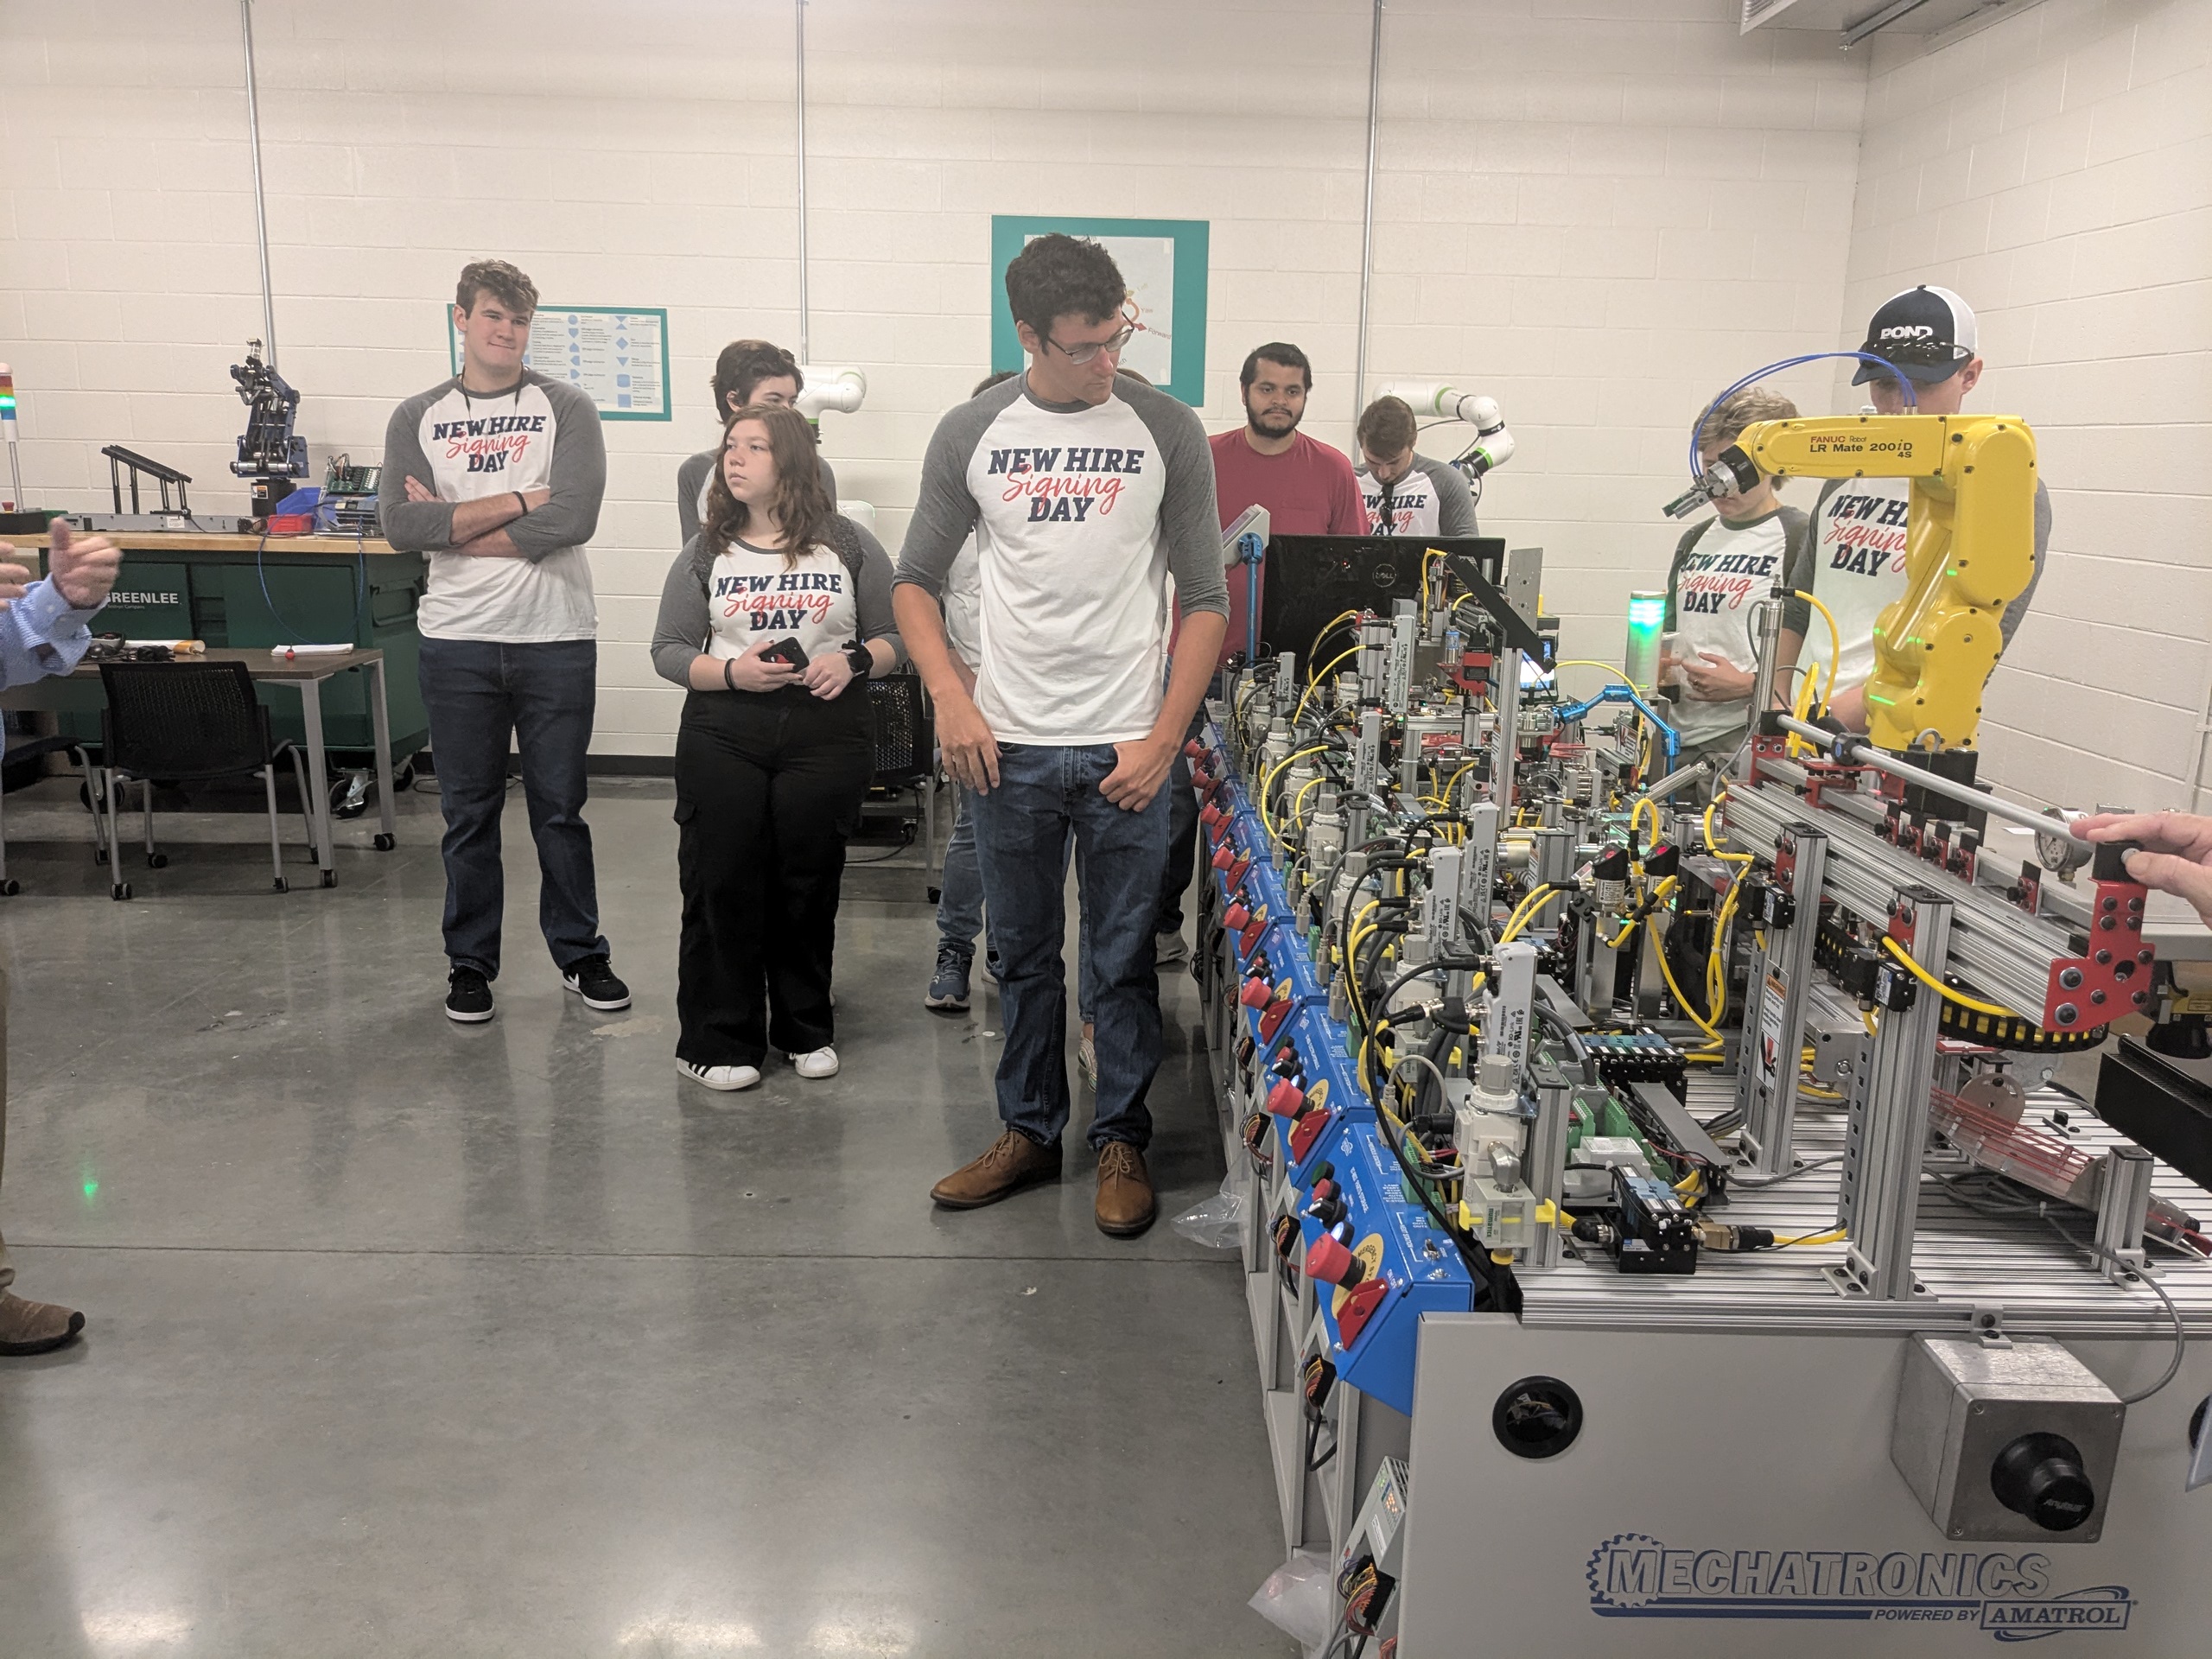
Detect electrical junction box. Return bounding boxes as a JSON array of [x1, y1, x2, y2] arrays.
[[1890, 1334, 2123, 1544]]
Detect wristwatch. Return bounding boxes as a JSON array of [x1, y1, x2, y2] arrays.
[[844, 641, 874, 681]]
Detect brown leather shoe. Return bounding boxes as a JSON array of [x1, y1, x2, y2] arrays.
[[1095, 1141, 1156, 1237], [0, 1290, 85, 1357], [931, 1128, 1061, 1210]]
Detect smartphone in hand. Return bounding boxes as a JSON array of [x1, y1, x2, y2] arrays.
[[758, 638, 810, 670]]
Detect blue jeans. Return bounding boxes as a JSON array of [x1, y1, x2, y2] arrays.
[[418, 636, 607, 980], [969, 743, 1169, 1149], [941, 784, 1096, 1025], [1155, 702, 1211, 932], [936, 784, 988, 962]]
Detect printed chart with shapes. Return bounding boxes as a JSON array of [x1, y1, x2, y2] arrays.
[[446, 303, 671, 421]]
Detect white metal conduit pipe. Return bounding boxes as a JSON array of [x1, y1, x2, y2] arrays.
[[1351, 0, 1386, 416], [238, 0, 278, 365], [794, 0, 811, 362]]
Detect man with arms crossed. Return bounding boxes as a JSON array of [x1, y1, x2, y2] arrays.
[[1779, 286, 2047, 728], [895, 234, 1228, 1237], [378, 258, 630, 1024], [0, 522, 122, 1352], [1354, 394, 1478, 538]]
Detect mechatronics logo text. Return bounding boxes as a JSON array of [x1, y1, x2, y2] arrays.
[[1586, 1534, 2133, 1643]]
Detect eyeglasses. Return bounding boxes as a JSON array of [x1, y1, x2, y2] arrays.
[[1045, 311, 1140, 365]]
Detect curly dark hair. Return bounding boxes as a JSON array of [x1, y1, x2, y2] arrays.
[[710, 339, 803, 420], [1003, 233, 1126, 342], [702, 404, 834, 569], [455, 258, 537, 317]]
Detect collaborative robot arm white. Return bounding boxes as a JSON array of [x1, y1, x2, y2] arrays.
[[794, 365, 867, 420], [1375, 380, 1516, 479]]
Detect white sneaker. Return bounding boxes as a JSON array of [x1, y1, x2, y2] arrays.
[[1077, 1034, 1098, 1088], [677, 1058, 760, 1092], [789, 1046, 840, 1079]]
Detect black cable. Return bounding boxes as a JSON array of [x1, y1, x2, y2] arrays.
[[1303, 1414, 1338, 1471], [1529, 998, 1590, 1068], [1335, 859, 1417, 999], [845, 822, 918, 864], [1416, 1025, 1453, 1118], [1365, 956, 1488, 1064], [1352, 919, 1407, 1009]]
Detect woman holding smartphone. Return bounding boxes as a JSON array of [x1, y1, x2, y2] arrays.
[[651, 404, 903, 1090]]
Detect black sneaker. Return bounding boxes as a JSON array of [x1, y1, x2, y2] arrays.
[[563, 955, 632, 1011], [446, 966, 494, 1024], [924, 945, 972, 1012]]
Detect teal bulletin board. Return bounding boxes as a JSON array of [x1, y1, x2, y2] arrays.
[[989, 217, 1210, 406], [446, 304, 671, 421]]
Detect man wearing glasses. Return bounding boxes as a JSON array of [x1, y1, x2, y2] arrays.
[[1777, 285, 2047, 730], [893, 234, 1228, 1238]]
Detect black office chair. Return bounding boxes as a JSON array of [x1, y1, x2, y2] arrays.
[[865, 671, 937, 874], [97, 660, 321, 900]]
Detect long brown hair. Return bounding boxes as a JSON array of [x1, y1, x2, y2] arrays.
[[702, 404, 833, 568]]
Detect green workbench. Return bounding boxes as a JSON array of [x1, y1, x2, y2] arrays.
[[12, 531, 428, 768]]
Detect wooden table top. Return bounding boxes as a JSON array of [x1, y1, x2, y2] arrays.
[[4, 531, 402, 556], [60, 646, 386, 681]]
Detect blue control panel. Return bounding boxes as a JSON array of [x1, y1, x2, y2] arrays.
[[1197, 728, 1475, 1416]]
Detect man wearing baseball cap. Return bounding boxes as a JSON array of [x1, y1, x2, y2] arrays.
[[1778, 285, 2049, 731]]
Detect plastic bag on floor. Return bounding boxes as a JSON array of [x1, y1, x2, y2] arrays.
[[1171, 1171, 1244, 1249], [1249, 1547, 1334, 1648]]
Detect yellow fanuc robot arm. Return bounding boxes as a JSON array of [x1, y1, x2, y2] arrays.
[[1725, 414, 2037, 753]]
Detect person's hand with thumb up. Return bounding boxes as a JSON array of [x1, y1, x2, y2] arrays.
[[42, 519, 122, 612]]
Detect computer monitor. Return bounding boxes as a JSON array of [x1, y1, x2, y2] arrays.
[[1258, 535, 1506, 679]]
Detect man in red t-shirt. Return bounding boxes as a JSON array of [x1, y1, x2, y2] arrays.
[[1154, 343, 1365, 968], [1208, 342, 1367, 665]]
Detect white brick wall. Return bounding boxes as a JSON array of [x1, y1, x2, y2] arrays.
[[1840, 0, 2212, 812], [0, 0, 2092, 768], [1367, 0, 1865, 676]]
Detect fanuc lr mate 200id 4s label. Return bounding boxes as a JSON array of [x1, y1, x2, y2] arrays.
[[1802, 433, 1919, 461], [1586, 1533, 2133, 1642]]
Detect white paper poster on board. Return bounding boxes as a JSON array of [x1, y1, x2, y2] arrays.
[[447, 304, 671, 421], [990, 217, 1207, 404], [1076, 234, 1176, 387]]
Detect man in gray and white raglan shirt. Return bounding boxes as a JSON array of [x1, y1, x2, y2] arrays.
[[1779, 286, 2048, 733], [673, 338, 838, 547], [1355, 394, 1478, 539], [378, 258, 630, 1026], [893, 233, 1229, 1239]]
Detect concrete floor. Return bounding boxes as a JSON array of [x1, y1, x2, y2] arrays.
[[0, 776, 1293, 1658]]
